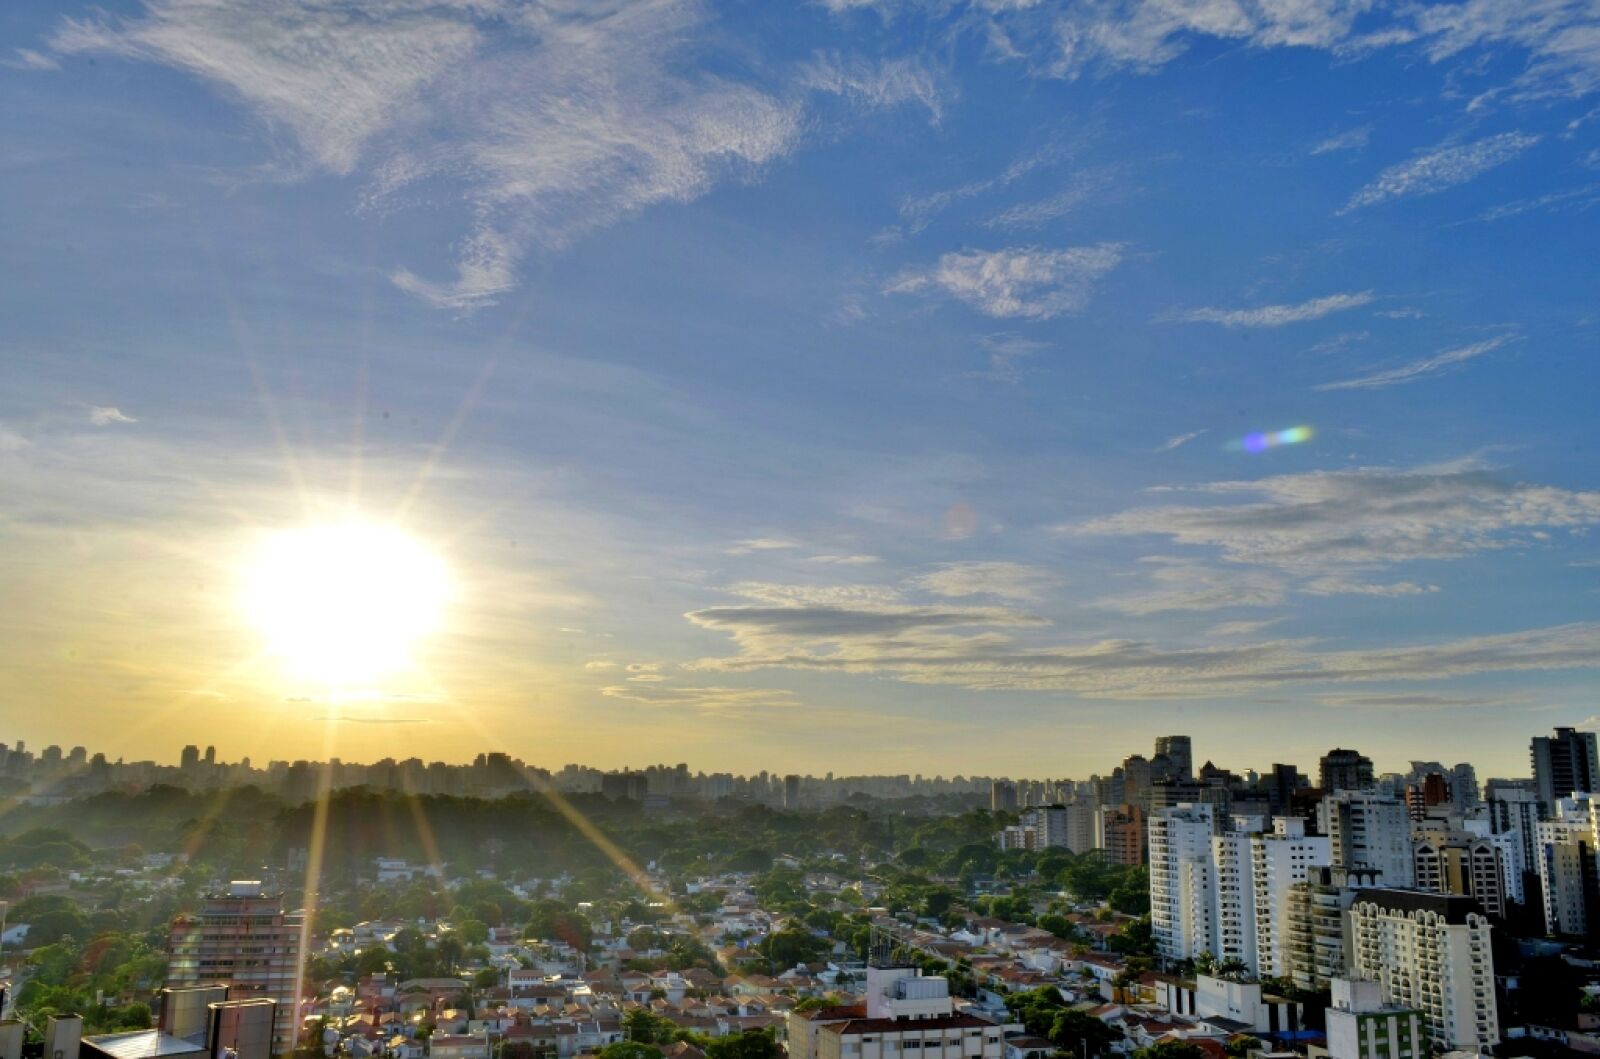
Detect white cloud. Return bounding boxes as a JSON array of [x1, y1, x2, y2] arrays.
[[87, 405, 137, 425], [912, 561, 1053, 601], [899, 142, 1066, 232], [4, 48, 60, 70], [1315, 334, 1515, 390], [600, 682, 798, 712], [1302, 577, 1440, 597], [985, 168, 1117, 230], [801, 51, 943, 121], [1470, 183, 1600, 222], [728, 537, 801, 554], [1073, 461, 1600, 570], [48, 0, 837, 311], [976, 332, 1050, 381], [1311, 125, 1372, 154], [1157, 429, 1207, 452], [1168, 290, 1374, 328], [1341, 132, 1541, 213], [1094, 559, 1286, 615], [686, 580, 1600, 696], [886, 243, 1125, 320], [584, 660, 619, 670], [808, 554, 882, 565]]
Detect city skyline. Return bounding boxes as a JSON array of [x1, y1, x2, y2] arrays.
[[3, 1, 1600, 776]]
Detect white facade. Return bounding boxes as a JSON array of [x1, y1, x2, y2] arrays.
[[1251, 818, 1332, 979], [1318, 791, 1415, 887], [1535, 795, 1594, 936], [1149, 803, 1217, 963], [1212, 828, 1258, 969], [1324, 978, 1424, 1059], [1348, 892, 1497, 1054], [865, 966, 953, 1020]]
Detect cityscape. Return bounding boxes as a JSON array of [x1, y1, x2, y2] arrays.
[[1, 729, 1599, 1059], [4, 3, 1600, 1059]]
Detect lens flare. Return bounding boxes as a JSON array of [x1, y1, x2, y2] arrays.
[[1228, 425, 1313, 453]]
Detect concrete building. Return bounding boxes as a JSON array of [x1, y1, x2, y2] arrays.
[[1155, 974, 1300, 1035], [1095, 804, 1146, 866], [1285, 868, 1382, 991], [1535, 796, 1597, 937], [1320, 978, 1424, 1059], [1154, 736, 1194, 782], [811, 957, 1004, 1059], [1150, 803, 1218, 964], [1413, 833, 1506, 919], [1532, 727, 1599, 812], [1318, 791, 1415, 887], [1320, 749, 1375, 794], [990, 781, 1018, 812], [1251, 818, 1332, 980], [166, 882, 302, 1055], [1486, 786, 1542, 903], [1347, 890, 1497, 1054]]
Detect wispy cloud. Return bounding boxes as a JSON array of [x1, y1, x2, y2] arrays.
[[4, 48, 60, 71], [975, 332, 1050, 382], [86, 405, 137, 425], [1072, 461, 1600, 570], [911, 561, 1053, 601], [1469, 183, 1600, 223], [801, 51, 943, 121], [1157, 429, 1207, 452], [898, 142, 1067, 232], [986, 168, 1117, 230], [1167, 290, 1374, 328], [808, 554, 882, 565], [1311, 125, 1371, 155], [1340, 132, 1541, 213], [1303, 577, 1440, 597], [1094, 559, 1286, 615], [886, 243, 1125, 320], [728, 538, 801, 555], [1315, 334, 1514, 390], [686, 580, 1600, 696], [50, 2, 951, 311]]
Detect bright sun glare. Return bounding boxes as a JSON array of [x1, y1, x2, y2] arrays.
[[242, 523, 451, 686]]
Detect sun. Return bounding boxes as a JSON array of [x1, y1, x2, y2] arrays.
[[241, 522, 452, 686]]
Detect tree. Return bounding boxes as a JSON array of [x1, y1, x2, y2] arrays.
[[705, 1029, 780, 1059], [598, 1043, 661, 1059], [1133, 1042, 1207, 1059], [624, 1008, 678, 1045], [1047, 1009, 1121, 1059]]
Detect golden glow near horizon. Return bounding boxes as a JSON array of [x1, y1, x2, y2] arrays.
[[240, 522, 451, 687]]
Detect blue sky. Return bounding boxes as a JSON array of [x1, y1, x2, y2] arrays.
[[2, 0, 1598, 779]]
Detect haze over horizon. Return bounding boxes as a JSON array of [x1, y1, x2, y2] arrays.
[[3, 0, 1598, 779]]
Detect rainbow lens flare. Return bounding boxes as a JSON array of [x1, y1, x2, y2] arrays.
[[1229, 425, 1313, 453]]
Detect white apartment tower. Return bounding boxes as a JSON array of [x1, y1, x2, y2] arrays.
[[1348, 890, 1498, 1054], [1149, 802, 1218, 963], [1318, 791, 1416, 887], [1535, 795, 1596, 936], [1251, 817, 1332, 979]]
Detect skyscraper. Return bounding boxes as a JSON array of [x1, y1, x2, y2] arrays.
[[1531, 727, 1599, 811], [1319, 748, 1375, 793], [1153, 735, 1193, 782], [167, 881, 303, 1055]]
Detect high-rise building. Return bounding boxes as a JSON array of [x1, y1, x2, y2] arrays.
[[1413, 833, 1507, 918], [1250, 817, 1332, 979], [1324, 978, 1425, 1059], [180, 744, 200, 771], [1487, 785, 1542, 906], [1285, 867, 1382, 991], [1535, 795, 1598, 937], [1347, 890, 1498, 1053], [1320, 748, 1375, 793], [989, 780, 1018, 812], [1154, 736, 1193, 782], [1149, 803, 1218, 963], [1404, 772, 1452, 820], [1318, 790, 1416, 887], [1264, 764, 1306, 815], [1532, 727, 1599, 811], [1095, 803, 1146, 866], [1121, 754, 1153, 810], [783, 774, 802, 809], [166, 881, 302, 1055]]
